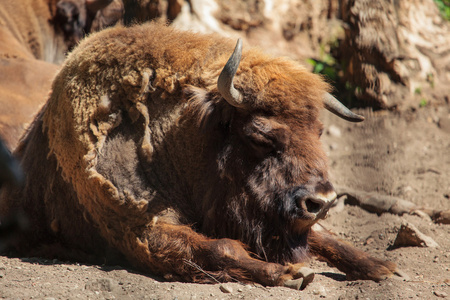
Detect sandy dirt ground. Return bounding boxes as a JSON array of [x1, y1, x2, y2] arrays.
[[1, 103, 449, 299]]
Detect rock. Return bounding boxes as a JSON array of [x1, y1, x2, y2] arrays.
[[434, 291, 448, 298], [85, 278, 117, 292], [437, 116, 450, 133], [392, 222, 439, 248], [327, 125, 342, 137], [365, 237, 375, 245], [313, 285, 327, 297], [219, 284, 233, 293], [433, 210, 450, 224], [403, 186, 413, 193], [410, 210, 432, 221]]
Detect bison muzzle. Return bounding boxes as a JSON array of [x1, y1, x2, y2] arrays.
[[0, 22, 398, 288]]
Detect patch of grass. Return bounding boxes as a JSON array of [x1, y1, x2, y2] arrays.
[[434, 0, 450, 21], [419, 98, 428, 107], [426, 73, 435, 88], [414, 87, 422, 95]]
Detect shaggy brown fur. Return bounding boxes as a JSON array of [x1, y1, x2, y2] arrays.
[[0, 23, 397, 287]]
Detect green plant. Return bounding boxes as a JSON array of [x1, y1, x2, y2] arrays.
[[419, 98, 428, 107], [306, 58, 338, 81], [434, 0, 450, 21], [414, 87, 422, 95], [426, 73, 435, 88], [306, 47, 359, 108]]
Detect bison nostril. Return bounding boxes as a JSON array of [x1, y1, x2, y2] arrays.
[[304, 198, 324, 214]]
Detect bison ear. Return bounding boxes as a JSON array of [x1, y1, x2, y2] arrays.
[[185, 86, 234, 134]]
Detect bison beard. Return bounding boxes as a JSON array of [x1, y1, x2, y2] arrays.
[[0, 23, 397, 288]]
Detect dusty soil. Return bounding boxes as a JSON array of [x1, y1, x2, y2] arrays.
[[1, 103, 449, 299]]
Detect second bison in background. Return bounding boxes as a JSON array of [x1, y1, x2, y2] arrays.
[[0, 23, 397, 288]]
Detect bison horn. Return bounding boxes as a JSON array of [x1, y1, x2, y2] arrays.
[[323, 93, 365, 122], [86, 0, 113, 13], [218, 39, 245, 108]]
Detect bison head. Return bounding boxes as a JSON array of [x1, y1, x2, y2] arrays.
[[187, 39, 364, 264]]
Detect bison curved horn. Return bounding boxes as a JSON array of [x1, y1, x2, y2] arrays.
[[323, 93, 365, 122], [218, 39, 244, 108], [86, 0, 113, 13]]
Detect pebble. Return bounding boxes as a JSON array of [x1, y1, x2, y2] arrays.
[[313, 285, 327, 297], [67, 266, 75, 271], [0, 272, 4, 278], [403, 186, 413, 193], [327, 125, 342, 137], [219, 284, 233, 293], [434, 291, 448, 298], [365, 237, 375, 245]]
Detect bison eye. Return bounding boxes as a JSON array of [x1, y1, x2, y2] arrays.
[[242, 118, 288, 156], [247, 131, 277, 155]]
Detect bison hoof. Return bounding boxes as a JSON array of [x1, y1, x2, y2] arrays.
[[283, 266, 315, 290], [284, 278, 303, 290]]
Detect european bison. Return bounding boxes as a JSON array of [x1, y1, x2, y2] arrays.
[[0, 23, 398, 288], [0, 0, 122, 149]]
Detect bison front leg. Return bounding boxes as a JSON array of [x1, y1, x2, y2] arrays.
[[308, 227, 397, 281], [123, 222, 313, 289]]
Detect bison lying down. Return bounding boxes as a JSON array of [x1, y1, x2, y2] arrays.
[[0, 23, 398, 288]]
